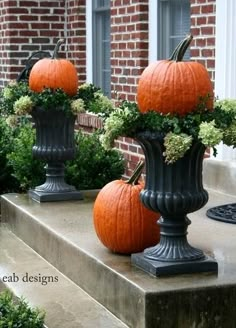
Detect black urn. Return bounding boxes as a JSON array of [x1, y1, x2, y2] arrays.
[[28, 106, 83, 202], [131, 131, 218, 276]]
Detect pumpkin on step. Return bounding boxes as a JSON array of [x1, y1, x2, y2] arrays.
[[93, 161, 160, 254], [29, 39, 78, 96], [137, 35, 214, 116]]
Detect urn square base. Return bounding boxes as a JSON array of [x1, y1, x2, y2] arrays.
[[28, 189, 83, 203], [131, 252, 218, 277]]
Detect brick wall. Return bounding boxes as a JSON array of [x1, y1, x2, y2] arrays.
[[66, 0, 86, 84], [0, 0, 87, 88], [190, 0, 216, 158], [109, 0, 149, 176], [190, 0, 216, 83], [0, 1, 65, 86], [110, 0, 149, 103]]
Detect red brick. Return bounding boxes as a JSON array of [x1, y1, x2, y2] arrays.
[[191, 49, 200, 57], [207, 16, 215, 24], [197, 16, 207, 25], [19, 1, 38, 6], [31, 8, 50, 14], [201, 26, 214, 35], [196, 38, 207, 47], [207, 59, 215, 68], [191, 6, 201, 15], [8, 7, 28, 14], [191, 27, 200, 35], [31, 23, 50, 29], [202, 48, 214, 57], [207, 37, 215, 46], [201, 4, 214, 14], [19, 15, 38, 21]]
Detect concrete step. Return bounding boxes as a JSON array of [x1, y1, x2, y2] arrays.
[[0, 225, 128, 328], [1, 189, 236, 328], [203, 158, 236, 195]]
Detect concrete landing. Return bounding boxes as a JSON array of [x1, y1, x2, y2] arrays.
[[1, 181, 236, 327], [0, 225, 127, 328]]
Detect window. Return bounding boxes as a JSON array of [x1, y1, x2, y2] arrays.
[[158, 0, 190, 60], [92, 0, 111, 96]]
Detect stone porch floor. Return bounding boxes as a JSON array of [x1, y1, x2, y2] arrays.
[[0, 158, 236, 328]]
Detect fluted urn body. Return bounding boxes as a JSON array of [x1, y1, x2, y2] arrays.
[[28, 106, 82, 202], [131, 131, 218, 276]]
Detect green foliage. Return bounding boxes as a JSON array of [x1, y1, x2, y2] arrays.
[[0, 290, 45, 328], [0, 118, 20, 193], [223, 122, 236, 147], [0, 81, 30, 116], [100, 101, 140, 149], [100, 99, 236, 163], [0, 81, 121, 193], [76, 83, 115, 117], [31, 88, 73, 114], [0, 81, 75, 117], [7, 123, 45, 192], [76, 83, 101, 109], [66, 130, 125, 190], [0, 81, 114, 120], [4, 124, 124, 192]]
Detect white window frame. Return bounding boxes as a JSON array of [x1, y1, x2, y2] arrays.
[[149, 0, 158, 63], [86, 0, 93, 83], [214, 0, 236, 160]]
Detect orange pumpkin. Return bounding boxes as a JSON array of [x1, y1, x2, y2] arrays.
[[137, 35, 214, 116], [93, 161, 160, 254], [29, 39, 78, 96]]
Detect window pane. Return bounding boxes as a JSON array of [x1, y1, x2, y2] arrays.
[[95, 0, 110, 8], [169, 0, 190, 54], [158, 0, 190, 60], [93, 2, 111, 96]]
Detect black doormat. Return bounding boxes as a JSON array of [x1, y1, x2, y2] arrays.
[[206, 203, 236, 224]]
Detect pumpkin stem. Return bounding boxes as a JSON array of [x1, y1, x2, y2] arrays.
[[127, 160, 145, 185], [169, 34, 193, 62], [52, 39, 65, 59]]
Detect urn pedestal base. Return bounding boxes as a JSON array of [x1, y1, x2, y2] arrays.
[[28, 189, 83, 203], [131, 253, 218, 277], [28, 163, 83, 203]]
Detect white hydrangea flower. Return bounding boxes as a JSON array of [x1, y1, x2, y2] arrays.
[[13, 96, 33, 115], [198, 121, 223, 147], [164, 132, 193, 164], [5, 115, 18, 128], [70, 98, 85, 114]]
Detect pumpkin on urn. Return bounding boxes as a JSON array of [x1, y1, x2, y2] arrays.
[[137, 35, 213, 116], [29, 39, 78, 97]]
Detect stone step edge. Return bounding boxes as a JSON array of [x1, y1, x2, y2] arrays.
[[1, 195, 146, 328], [0, 225, 128, 328]]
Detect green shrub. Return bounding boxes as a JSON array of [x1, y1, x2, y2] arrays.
[[0, 118, 20, 194], [66, 130, 125, 190], [7, 123, 45, 192], [0, 290, 45, 328], [6, 125, 125, 192]]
